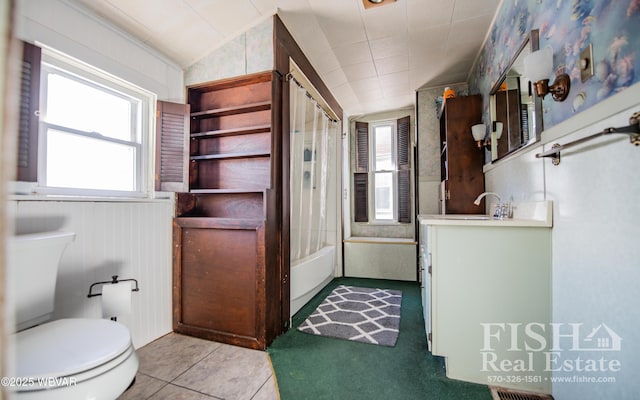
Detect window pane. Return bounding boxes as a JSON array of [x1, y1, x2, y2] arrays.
[[374, 172, 393, 220], [46, 72, 135, 141], [374, 125, 393, 171], [46, 129, 136, 191]]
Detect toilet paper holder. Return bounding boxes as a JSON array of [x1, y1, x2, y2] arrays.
[[87, 275, 140, 298]]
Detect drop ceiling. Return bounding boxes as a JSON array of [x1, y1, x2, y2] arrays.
[[74, 0, 500, 116]]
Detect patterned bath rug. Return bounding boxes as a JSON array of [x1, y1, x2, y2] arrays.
[[297, 285, 402, 347]]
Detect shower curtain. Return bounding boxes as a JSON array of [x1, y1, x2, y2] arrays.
[[289, 79, 337, 263]]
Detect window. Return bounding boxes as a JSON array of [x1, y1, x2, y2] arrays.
[[353, 116, 411, 223], [18, 44, 155, 196], [372, 122, 395, 221]]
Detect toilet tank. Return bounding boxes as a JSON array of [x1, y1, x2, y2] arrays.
[[9, 231, 75, 331]]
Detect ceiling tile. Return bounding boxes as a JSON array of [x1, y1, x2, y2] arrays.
[[71, 0, 501, 116], [407, 0, 454, 30], [106, 0, 200, 37], [310, 0, 367, 47], [187, 0, 261, 36], [369, 34, 409, 60], [361, 1, 407, 40], [75, 0, 156, 42], [342, 61, 377, 82], [447, 14, 493, 46], [322, 68, 349, 89], [332, 41, 373, 67], [375, 55, 409, 75], [452, 0, 500, 22]]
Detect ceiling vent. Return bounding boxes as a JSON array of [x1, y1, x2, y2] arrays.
[[362, 0, 397, 10], [491, 387, 554, 400]]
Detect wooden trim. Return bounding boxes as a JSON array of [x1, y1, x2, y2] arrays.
[[273, 15, 342, 118], [186, 71, 272, 93]]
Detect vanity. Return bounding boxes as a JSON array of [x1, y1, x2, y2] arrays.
[[418, 201, 552, 394]]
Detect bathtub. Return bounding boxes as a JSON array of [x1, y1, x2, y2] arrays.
[[290, 245, 335, 317]]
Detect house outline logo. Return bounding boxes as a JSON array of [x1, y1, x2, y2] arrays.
[[581, 323, 622, 351]]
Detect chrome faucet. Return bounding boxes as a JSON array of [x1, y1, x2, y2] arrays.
[[473, 192, 502, 206], [473, 192, 512, 219]]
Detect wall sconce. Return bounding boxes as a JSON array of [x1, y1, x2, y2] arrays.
[[471, 124, 487, 148], [523, 46, 570, 102], [493, 121, 503, 140]]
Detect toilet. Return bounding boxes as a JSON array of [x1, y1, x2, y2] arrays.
[[10, 231, 138, 400]]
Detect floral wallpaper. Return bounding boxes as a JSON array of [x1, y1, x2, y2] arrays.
[[185, 18, 273, 86], [469, 0, 640, 128]]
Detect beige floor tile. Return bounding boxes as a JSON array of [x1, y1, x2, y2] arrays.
[[137, 333, 222, 382], [173, 343, 272, 400], [117, 372, 167, 400], [251, 375, 279, 400], [149, 384, 217, 399]]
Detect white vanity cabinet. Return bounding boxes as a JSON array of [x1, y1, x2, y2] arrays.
[[419, 205, 552, 394]]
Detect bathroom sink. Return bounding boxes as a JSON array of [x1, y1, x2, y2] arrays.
[[427, 215, 491, 220], [418, 201, 553, 227]]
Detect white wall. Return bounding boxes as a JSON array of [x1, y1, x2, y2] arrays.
[[15, 0, 184, 102], [8, 0, 185, 347], [484, 83, 640, 399]]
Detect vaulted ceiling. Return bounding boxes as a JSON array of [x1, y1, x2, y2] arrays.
[[74, 0, 500, 116]]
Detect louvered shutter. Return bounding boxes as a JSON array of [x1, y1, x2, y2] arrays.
[[17, 42, 41, 182], [354, 172, 368, 222], [396, 116, 411, 223], [155, 101, 189, 192], [355, 121, 369, 172], [354, 121, 369, 222]]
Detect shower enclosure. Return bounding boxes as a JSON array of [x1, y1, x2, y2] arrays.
[[289, 78, 338, 316]]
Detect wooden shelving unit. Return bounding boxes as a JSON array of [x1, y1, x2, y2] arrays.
[[173, 71, 285, 350], [439, 95, 485, 214]]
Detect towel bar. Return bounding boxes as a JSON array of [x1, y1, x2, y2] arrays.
[[535, 111, 640, 165]]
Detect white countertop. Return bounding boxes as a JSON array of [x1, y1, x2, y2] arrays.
[[418, 200, 553, 227]]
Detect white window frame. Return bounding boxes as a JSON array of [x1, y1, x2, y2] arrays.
[[35, 47, 156, 198], [369, 120, 398, 223]]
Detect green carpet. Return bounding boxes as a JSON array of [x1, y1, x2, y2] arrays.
[[268, 277, 492, 400]]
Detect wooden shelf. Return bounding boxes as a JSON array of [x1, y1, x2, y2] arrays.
[[191, 124, 271, 139], [190, 101, 271, 119], [189, 188, 266, 194], [175, 216, 264, 230], [190, 151, 270, 161]]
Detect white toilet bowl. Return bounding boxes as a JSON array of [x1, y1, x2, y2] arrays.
[[10, 231, 139, 399], [15, 318, 138, 400]]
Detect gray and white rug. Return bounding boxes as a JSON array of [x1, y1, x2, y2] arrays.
[[297, 285, 402, 347]]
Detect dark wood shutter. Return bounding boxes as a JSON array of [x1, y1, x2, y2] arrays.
[[354, 172, 368, 222], [17, 42, 41, 182], [155, 100, 189, 192], [355, 121, 369, 172], [396, 116, 411, 223]]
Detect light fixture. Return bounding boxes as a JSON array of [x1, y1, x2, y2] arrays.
[[471, 124, 487, 148], [493, 121, 503, 140], [523, 45, 570, 102], [362, 0, 396, 9]]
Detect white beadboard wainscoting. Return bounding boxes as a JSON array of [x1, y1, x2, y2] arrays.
[[8, 198, 173, 349], [343, 237, 418, 281]]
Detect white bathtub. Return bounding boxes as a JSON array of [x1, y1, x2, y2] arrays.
[[290, 245, 335, 317]]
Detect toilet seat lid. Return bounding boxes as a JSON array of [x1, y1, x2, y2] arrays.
[[16, 318, 132, 379]]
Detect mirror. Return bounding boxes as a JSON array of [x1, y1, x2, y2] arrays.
[[489, 29, 543, 161]]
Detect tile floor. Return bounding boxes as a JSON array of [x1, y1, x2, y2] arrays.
[[118, 333, 279, 400]]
